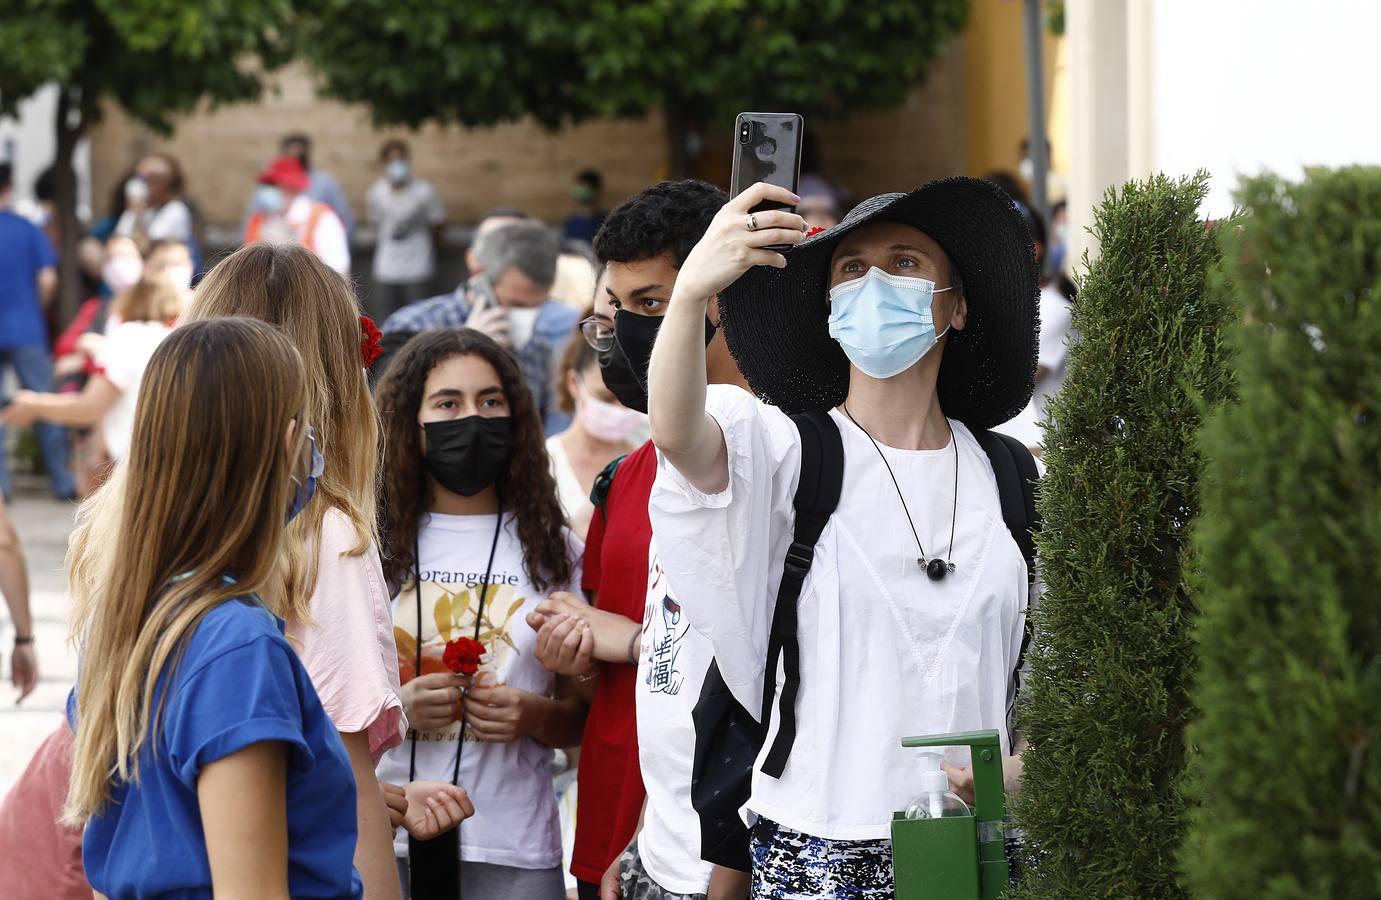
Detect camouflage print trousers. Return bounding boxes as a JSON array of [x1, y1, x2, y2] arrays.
[[748, 818, 894, 900], [618, 842, 708, 900]]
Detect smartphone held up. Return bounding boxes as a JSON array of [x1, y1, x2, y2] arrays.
[[730, 112, 804, 215]]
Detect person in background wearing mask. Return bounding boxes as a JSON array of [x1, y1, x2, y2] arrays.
[[2, 274, 184, 465], [113, 153, 195, 249], [244, 155, 351, 275], [374, 328, 585, 900], [645, 179, 1038, 897], [143, 239, 196, 295], [562, 170, 608, 245], [367, 139, 447, 315], [50, 236, 145, 494], [378, 219, 578, 435], [547, 291, 645, 540], [525, 180, 752, 900], [0, 162, 74, 501]]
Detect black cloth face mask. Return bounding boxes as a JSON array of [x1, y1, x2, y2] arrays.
[[422, 415, 513, 497], [599, 311, 717, 414]]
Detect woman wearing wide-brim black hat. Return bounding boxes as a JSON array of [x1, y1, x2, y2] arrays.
[[644, 179, 1041, 897]]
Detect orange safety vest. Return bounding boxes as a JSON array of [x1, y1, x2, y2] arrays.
[[244, 202, 329, 252]]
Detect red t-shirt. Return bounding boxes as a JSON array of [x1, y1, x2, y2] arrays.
[[571, 441, 655, 883]]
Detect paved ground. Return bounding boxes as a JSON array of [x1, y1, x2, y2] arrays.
[[0, 482, 79, 796]]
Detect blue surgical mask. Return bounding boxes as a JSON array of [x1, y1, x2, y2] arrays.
[[827, 267, 954, 380], [386, 159, 411, 184], [287, 426, 324, 523], [256, 184, 285, 215]]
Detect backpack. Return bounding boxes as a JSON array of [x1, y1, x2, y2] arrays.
[[690, 411, 1040, 872]]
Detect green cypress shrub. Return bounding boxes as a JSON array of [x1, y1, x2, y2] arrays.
[[1013, 172, 1234, 899], [1182, 168, 1381, 898]]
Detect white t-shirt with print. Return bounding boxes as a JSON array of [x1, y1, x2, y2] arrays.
[[635, 536, 715, 895], [375, 512, 582, 869], [94, 320, 173, 461], [649, 385, 1030, 842]]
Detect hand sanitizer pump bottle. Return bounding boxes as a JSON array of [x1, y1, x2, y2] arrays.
[[904, 751, 971, 821], [891, 730, 1009, 900]]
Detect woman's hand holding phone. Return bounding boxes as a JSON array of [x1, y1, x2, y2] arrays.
[[671, 183, 808, 308]]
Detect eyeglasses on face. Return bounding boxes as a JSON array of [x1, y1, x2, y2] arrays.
[[579, 316, 614, 352]]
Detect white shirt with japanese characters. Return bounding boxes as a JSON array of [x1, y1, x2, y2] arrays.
[[635, 536, 715, 894]]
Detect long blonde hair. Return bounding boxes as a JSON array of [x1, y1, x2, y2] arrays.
[[185, 243, 380, 623], [64, 318, 309, 822]]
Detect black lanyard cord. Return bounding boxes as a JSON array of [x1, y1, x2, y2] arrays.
[[406, 488, 505, 899]]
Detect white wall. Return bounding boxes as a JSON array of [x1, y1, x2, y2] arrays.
[[0, 84, 90, 219], [1152, 0, 1381, 217]]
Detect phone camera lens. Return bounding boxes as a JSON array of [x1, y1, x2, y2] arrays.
[[739, 125, 751, 145]]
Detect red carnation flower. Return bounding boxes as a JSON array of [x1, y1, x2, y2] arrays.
[[360, 315, 383, 369], [443, 636, 486, 675]]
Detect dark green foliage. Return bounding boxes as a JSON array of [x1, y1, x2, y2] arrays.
[[1183, 169, 1381, 899], [303, 0, 968, 163], [0, 0, 300, 129], [0, 0, 303, 317], [1013, 173, 1234, 899]]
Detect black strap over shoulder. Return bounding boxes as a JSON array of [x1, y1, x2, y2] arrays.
[[970, 429, 1041, 581], [970, 427, 1042, 747], [759, 410, 844, 779]]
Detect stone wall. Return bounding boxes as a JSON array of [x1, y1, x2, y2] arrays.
[[87, 43, 967, 228]]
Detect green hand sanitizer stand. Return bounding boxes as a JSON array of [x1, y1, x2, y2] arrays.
[[891, 729, 1008, 900]]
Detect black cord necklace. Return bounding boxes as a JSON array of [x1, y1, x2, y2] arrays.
[[843, 406, 959, 582]]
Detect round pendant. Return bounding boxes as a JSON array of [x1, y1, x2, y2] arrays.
[[926, 558, 949, 582]]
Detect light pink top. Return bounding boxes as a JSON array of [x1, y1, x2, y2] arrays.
[[287, 508, 406, 762]]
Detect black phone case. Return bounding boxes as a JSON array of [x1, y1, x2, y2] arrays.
[[730, 112, 804, 215]]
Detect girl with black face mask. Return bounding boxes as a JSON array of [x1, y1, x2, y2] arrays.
[[374, 329, 588, 900]]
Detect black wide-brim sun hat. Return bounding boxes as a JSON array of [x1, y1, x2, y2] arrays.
[[717, 177, 1040, 428]]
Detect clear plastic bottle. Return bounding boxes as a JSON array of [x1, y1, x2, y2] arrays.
[[903, 752, 972, 820]]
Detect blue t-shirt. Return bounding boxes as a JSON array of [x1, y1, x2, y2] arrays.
[[72, 597, 362, 899], [0, 210, 58, 349]]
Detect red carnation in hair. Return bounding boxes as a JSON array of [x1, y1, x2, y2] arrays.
[[360, 315, 383, 368], [443, 637, 486, 675]]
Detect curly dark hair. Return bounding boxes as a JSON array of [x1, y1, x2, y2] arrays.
[[375, 328, 571, 592], [593, 179, 727, 268]]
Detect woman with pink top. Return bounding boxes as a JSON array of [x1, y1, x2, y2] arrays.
[[187, 243, 471, 897]]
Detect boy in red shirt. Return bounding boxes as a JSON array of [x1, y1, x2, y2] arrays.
[[530, 180, 746, 899]]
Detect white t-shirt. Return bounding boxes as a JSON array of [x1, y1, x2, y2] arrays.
[[545, 434, 596, 539], [94, 320, 173, 460], [649, 385, 1030, 842], [115, 199, 193, 244], [375, 512, 582, 869], [993, 285, 1074, 449], [635, 536, 715, 894], [366, 178, 446, 284]]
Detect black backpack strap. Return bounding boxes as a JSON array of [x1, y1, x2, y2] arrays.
[[971, 429, 1040, 580], [971, 428, 1042, 745], [759, 410, 844, 779]]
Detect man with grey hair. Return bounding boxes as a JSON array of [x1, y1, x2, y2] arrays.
[[378, 212, 579, 433]]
